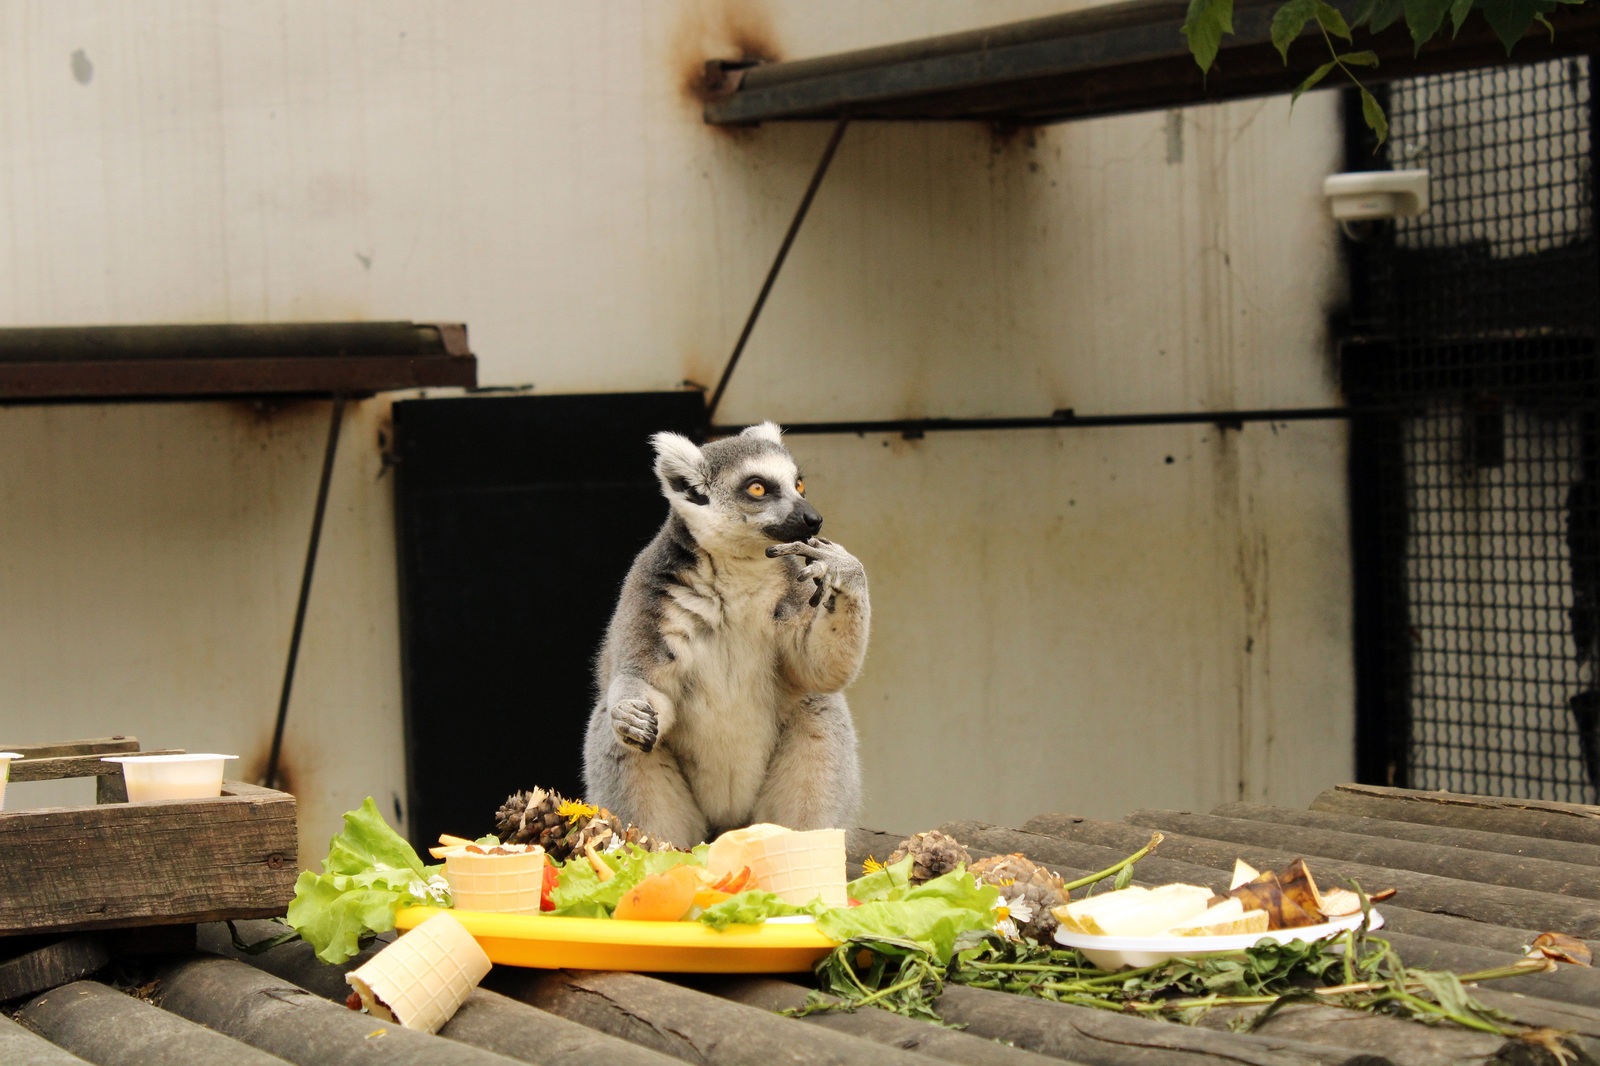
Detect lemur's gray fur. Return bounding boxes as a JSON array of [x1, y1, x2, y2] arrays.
[[581, 422, 869, 847]]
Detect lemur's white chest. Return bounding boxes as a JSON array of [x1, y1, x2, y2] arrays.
[[658, 554, 789, 824]]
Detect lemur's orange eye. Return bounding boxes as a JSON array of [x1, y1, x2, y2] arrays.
[[795, 479, 805, 496], [746, 482, 766, 498]]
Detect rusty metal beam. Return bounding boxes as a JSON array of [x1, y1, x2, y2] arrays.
[[0, 322, 476, 402], [703, 0, 1600, 126]]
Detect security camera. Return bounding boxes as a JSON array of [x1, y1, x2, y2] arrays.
[[1324, 169, 1429, 239]]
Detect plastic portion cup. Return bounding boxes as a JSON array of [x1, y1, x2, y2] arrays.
[[0, 753, 20, 811], [346, 910, 491, 1033], [743, 828, 847, 907], [444, 845, 547, 914], [101, 754, 238, 802]]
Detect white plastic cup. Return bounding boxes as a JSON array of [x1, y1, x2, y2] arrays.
[[346, 910, 491, 1033], [0, 753, 21, 811], [101, 753, 238, 802]]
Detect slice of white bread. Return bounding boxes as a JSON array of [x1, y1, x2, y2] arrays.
[[1167, 897, 1271, 936], [1055, 884, 1216, 937]]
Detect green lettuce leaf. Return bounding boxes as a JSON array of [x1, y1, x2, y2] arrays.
[[547, 843, 704, 918], [817, 867, 1000, 964], [696, 890, 823, 929], [285, 797, 449, 964], [846, 855, 914, 903]]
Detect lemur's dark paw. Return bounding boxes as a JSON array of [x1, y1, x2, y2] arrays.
[[612, 698, 658, 753]]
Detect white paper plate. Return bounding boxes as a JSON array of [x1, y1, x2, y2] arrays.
[[1054, 908, 1384, 969]]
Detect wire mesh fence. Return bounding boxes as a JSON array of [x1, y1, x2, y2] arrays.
[[1346, 58, 1600, 803]]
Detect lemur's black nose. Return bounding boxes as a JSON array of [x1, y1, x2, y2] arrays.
[[801, 506, 823, 535]]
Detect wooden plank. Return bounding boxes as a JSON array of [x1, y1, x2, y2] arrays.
[[153, 956, 523, 1066], [931, 984, 1376, 1066], [1187, 995, 1565, 1065], [20, 980, 292, 1066], [493, 969, 942, 1066], [9, 751, 185, 784], [0, 937, 109, 1001], [0, 1013, 93, 1066], [1206, 802, 1600, 868], [0, 738, 141, 760], [0, 784, 296, 936], [442, 991, 690, 1066], [1313, 785, 1600, 845], [941, 821, 1565, 956], [698, 975, 1081, 1066], [964, 813, 1600, 938], [1116, 808, 1600, 899], [197, 921, 687, 1066], [847, 827, 908, 874]]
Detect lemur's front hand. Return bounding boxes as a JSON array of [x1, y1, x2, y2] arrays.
[[610, 698, 658, 753], [766, 537, 864, 609]]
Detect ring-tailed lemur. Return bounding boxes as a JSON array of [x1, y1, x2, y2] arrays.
[[581, 422, 869, 846]]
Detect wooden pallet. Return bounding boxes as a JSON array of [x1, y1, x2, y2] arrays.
[[0, 737, 297, 939]]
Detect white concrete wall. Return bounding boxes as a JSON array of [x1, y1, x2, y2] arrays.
[[0, 1, 1351, 861]]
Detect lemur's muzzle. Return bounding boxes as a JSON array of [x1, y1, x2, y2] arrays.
[[764, 500, 823, 543]]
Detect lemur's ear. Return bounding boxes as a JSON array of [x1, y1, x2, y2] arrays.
[[740, 421, 783, 445], [652, 432, 711, 506]]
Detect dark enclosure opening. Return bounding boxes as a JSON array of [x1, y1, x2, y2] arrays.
[[1345, 58, 1600, 802], [392, 391, 706, 850]]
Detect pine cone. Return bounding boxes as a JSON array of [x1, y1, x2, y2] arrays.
[[495, 787, 578, 860], [970, 853, 1067, 943], [495, 788, 673, 862], [569, 806, 670, 856], [887, 830, 973, 884]]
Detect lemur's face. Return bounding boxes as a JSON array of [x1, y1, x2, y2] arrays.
[[652, 423, 822, 554]]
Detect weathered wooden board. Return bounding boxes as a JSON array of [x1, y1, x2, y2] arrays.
[[8, 751, 185, 784], [1312, 785, 1600, 845], [154, 956, 522, 1066], [0, 782, 296, 936], [20, 980, 292, 1066], [0, 1012, 92, 1066], [1120, 808, 1600, 899], [0, 937, 109, 1001], [0, 738, 141, 761], [700, 975, 1071, 1066], [497, 969, 941, 1066], [974, 814, 1600, 937], [1206, 802, 1600, 868]]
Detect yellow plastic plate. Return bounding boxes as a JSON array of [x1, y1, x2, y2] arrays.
[[393, 907, 838, 973]]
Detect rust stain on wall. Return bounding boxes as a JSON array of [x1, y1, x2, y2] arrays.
[[241, 747, 297, 798], [672, 0, 781, 109]]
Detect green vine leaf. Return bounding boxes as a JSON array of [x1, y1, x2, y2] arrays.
[[1479, 0, 1559, 52], [1315, 0, 1355, 38], [1360, 86, 1390, 144], [1271, 0, 1320, 60], [1291, 59, 1340, 103], [1339, 49, 1382, 64], [1402, 0, 1454, 52], [1448, 0, 1475, 34], [1365, 0, 1408, 32], [1183, 0, 1236, 71]]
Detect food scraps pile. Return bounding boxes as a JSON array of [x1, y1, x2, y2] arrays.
[[267, 790, 1584, 1046]]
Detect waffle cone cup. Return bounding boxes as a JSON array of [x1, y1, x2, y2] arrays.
[[346, 911, 491, 1033], [444, 846, 547, 914], [744, 828, 847, 907]]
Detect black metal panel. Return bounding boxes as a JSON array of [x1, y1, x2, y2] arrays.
[[1345, 60, 1600, 803], [0, 322, 476, 402], [702, 0, 1600, 126], [392, 392, 707, 850]]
